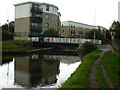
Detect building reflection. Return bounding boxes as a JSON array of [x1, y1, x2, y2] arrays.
[[14, 54, 60, 88], [59, 56, 80, 64]]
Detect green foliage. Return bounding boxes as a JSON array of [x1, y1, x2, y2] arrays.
[[43, 28, 59, 37], [96, 64, 108, 88], [60, 50, 101, 88], [106, 30, 111, 40], [78, 42, 97, 56], [87, 29, 107, 44], [2, 21, 14, 40], [110, 21, 120, 40], [2, 40, 30, 50], [2, 31, 14, 41], [101, 51, 119, 88], [96, 50, 120, 88]]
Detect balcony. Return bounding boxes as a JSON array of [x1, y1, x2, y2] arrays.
[[30, 26, 42, 31], [29, 32, 42, 37], [31, 7, 43, 13], [30, 17, 42, 23]]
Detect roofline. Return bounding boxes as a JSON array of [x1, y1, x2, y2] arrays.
[[62, 20, 97, 27], [62, 20, 106, 29], [14, 1, 58, 9], [41, 2, 58, 10]]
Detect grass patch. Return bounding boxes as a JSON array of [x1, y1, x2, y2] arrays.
[[2, 40, 30, 51], [96, 50, 120, 88], [96, 64, 108, 88], [60, 49, 101, 88]]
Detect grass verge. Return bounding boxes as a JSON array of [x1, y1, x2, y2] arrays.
[[96, 64, 108, 88], [96, 50, 120, 88], [2, 40, 31, 52], [60, 49, 101, 88]]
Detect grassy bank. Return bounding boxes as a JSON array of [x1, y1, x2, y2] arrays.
[[2, 40, 31, 53], [96, 50, 120, 88], [60, 50, 101, 88]]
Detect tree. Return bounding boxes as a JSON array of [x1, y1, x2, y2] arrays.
[[109, 21, 120, 40], [106, 30, 111, 40], [78, 42, 97, 56], [43, 28, 59, 37], [2, 21, 14, 40], [87, 29, 107, 44]]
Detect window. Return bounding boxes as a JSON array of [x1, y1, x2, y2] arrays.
[[45, 23, 49, 28], [45, 14, 49, 19], [73, 30, 75, 34], [53, 7, 54, 12], [32, 13, 41, 18], [46, 5, 49, 11], [62, 29, 64, 32], [31, 22, 39, 28], [32, 4, 39, 10]]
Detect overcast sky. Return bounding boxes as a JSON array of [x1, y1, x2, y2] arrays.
[[0, 0, 119, 29]]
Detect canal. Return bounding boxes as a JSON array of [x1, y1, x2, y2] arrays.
[[0, 52, 81, 89]]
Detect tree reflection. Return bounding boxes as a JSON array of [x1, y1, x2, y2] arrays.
[[0, 56, 13, 65]]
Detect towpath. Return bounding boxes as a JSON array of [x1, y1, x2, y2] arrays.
[[88, 45, 113, 89]]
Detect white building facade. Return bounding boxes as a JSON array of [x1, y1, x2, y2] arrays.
[[118, 1, 120, 22]]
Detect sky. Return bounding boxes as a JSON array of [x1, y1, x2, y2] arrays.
[[0, 0, 119, 29]]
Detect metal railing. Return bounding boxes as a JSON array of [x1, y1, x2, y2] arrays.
[[31, 7, 43, 13], [30, 17, 42, 23]]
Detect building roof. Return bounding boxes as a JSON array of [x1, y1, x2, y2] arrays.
[[62, 20, 107, 30], [67, 20, 96, 27], [14, 1, 58, 9], [62, 20, 98, 29]]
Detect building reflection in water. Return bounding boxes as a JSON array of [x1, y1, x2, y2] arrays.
[[14, 54, 60, 88]]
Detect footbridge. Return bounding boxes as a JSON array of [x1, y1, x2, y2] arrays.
[[32, 37, 102, 48]]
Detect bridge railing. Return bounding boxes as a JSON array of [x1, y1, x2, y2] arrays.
[[31, 37, 101, 44]]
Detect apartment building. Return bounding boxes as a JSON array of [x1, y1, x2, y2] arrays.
[[14, 1, 61, 40], [119, 1, 120, 22], [61, 21, 106, 38]]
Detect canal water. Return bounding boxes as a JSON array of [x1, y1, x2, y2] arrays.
[[0, 52, 81, 89]]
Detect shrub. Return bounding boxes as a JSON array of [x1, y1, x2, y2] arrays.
[[43, 28, 59, 37], [78, 42, 97, 56]]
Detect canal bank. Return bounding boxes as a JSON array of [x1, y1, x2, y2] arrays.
[[60, 50, 101, 88], [2, 40, 78, 55], [1, 40, 52, 55], [60, 47, 119, 89]]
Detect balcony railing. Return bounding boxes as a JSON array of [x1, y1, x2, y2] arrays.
[[30, 17, 42, 23], [29, 32, 42, 37], [31, 7, 43, 13], [30, 26, 42, 31]]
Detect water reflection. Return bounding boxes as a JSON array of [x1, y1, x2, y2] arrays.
[[0, 53, 81, 89], [14, 55, 60, 88]]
